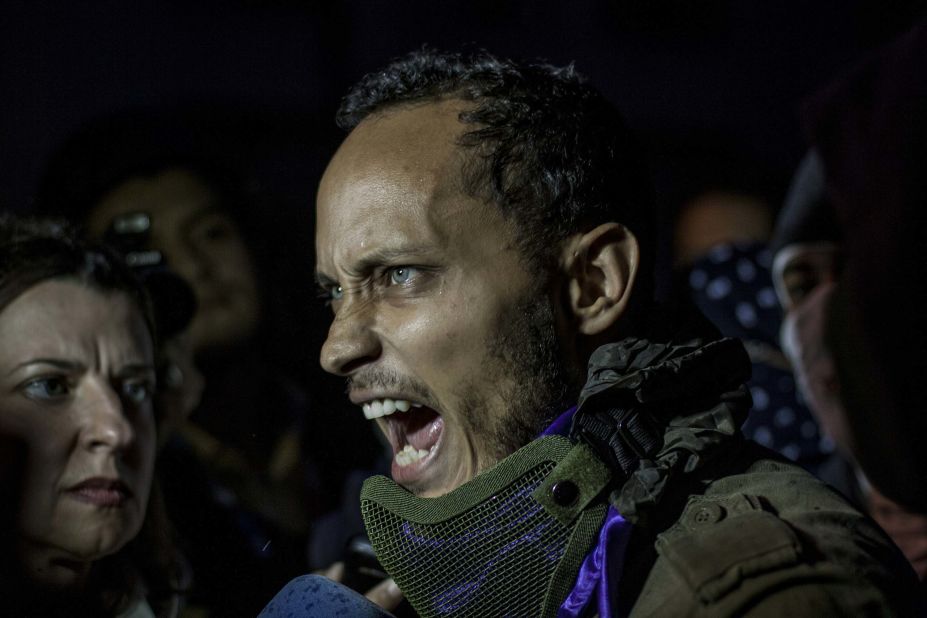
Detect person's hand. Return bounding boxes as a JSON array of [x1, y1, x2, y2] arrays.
[[315, 560, 344, 580], [316, 561, 406, 611], [363, 577, 404, 611]]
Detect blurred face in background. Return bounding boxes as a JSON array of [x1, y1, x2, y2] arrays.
[[0, 280, 156, 587], [771, 241, 840, 315], [672, 190, 772, 268], [773, 241, 849, 451], [88, 168, 261, 355]]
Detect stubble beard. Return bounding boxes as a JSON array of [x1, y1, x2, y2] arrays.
[[456, 291, 579, 468]]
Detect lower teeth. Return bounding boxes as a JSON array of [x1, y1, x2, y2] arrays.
[[395, 444, 429, 467]]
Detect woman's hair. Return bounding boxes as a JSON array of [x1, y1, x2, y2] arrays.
[[0, 214, 185, 616], [0, 214, 155, 334]]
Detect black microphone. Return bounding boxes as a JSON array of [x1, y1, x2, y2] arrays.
[[258, 574, 395, 617]]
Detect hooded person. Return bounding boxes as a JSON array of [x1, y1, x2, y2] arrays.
[[771, 19, 927, 585], [801, 18, 927, 514]]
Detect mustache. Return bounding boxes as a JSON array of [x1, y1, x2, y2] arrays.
[[346, 369, 436, 405]]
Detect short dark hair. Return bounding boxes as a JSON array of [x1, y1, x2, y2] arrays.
[[338, 49, 656, 301]]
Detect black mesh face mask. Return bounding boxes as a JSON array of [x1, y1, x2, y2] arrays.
[[360, 436, 612, 618]]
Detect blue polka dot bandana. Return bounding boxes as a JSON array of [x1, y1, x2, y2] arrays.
[[687, 242, 833, 472]]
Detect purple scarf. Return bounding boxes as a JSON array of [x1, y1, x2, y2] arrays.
[[541, 408, 634, 617]]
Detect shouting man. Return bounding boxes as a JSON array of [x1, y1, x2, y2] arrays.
[[313, 50, 919, 616]]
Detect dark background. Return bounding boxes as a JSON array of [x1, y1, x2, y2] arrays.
[[4, 0, 926, 218], [2, 0, 925, 471]]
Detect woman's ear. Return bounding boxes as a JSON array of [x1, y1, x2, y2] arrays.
[[560, 222, 639, 336]]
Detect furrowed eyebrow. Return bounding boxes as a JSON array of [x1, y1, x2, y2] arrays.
[[117, 363, 157, 378], [349, 245, 434, 274], [317, 244, 435, 285], [314, 272, 341, 301], [315, 271, 338, 288], [7, 358, 84, 376]]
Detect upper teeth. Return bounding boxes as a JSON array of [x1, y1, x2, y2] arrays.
[[362, 398, 421, 420]]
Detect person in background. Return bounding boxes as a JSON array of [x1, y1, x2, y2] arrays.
[[0, 214, 184, 617], [801, 18, 927, 514], [35, 129, 332, 615], [670, 171, 833, 478], [99, 210, 205, 452], [771, 150, 927, 586]]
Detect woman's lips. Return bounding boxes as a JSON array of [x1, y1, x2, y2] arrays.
[[66, 478, 131, 507]]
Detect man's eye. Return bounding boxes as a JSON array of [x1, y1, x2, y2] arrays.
[[784, 274, 820, 308], [388, 267, 418, 285], [193, 215, 236, 243], [786, 284, 812, 306], [22, 377, 70, 400], [315, 282, 344, 309], [203, 222, 232, 241]]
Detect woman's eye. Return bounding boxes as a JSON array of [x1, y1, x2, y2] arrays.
[[330, 284, 344, 301], [121, 380, 154, 406], [22, 377, 70, 400], [388, 267, 418, 285]]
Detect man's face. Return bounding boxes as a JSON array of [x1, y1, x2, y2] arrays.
[[773, 241, 849, 450], [88, 169, 261, 355], [316, 100, 574, 498]]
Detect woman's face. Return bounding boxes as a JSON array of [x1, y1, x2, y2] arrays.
[[0, 279, 156, 587]]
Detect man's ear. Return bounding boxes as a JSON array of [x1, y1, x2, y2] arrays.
[[561, 222, 639, 336]]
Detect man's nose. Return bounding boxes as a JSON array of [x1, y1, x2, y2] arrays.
[[78, 380, 135, 453], [320, 301, 382, 376]]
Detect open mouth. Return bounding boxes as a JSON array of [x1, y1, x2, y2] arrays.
[[361, 398, 444, 472]]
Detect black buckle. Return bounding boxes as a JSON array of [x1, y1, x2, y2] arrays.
[[615, 411, 656, 459], [571, 404, 665, 480]]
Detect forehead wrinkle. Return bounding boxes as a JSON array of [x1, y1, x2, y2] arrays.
[[318, 99, 517, 278], [320, 174, 449, 279], [353, 243, 439, 270], [0, 283, 152, 375], [6, 358, 85, 377]]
